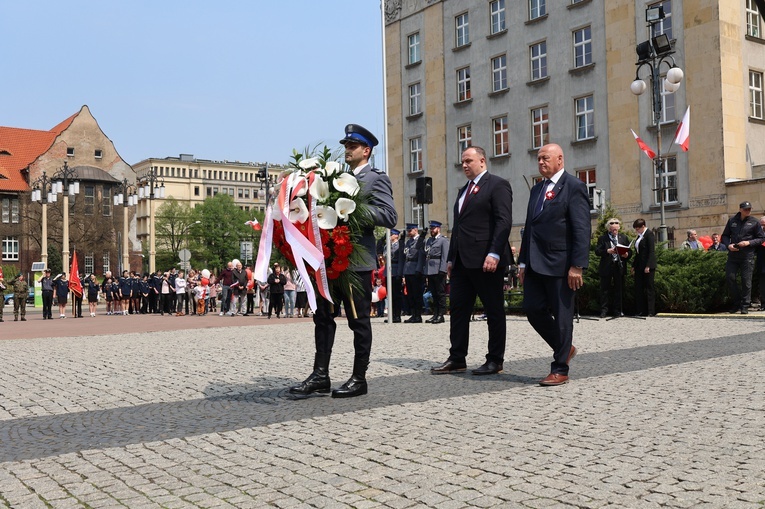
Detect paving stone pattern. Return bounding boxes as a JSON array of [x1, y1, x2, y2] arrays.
[[1, 316, 764, 508]]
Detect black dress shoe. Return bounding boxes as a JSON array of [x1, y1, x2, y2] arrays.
[[472, 361, 503, 375], [331, 375, 368, 398], [431, 315, 445, 324], [430, 359, 467, 374], [599, 311, 607, 318], [425, 316, 435, 323], [404, 316, 422, 323]]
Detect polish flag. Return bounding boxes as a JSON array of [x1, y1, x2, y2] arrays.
[[630, 129, 656, 159], [674, 106, 690, 152], [245, 218, 262, 231]]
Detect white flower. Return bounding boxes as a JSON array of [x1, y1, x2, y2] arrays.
[[333, 172, 360, 196], [309, 175, 330, 201], [288, 198, 309, 224], [315, 205, 338, 229], [290, 175, 308, 197], [298, 157, 321, 170], [324, 161, 341, 175], [335, 197, 356, 221]]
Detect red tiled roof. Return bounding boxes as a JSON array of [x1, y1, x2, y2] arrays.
[[0, 125, 58, 192], [50, 113, 76, 136]]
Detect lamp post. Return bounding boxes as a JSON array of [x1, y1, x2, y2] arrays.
[[30, 171, 57, 268], [113, 178, 137, 273], [630, 5, 683, 245], [136, 168, 165, 273], [52, 161, 80, 271], [257, 163, 272, 210]]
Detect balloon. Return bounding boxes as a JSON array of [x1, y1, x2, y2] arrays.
[[377, 286, 387, 300], [201, 269, 211, 279], [698, 235, 713, 250], [201, 277, 210, 286]]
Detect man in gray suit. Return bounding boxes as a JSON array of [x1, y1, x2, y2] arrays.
[[519, 143, 591, 386], [290, 124, 398, 399], [420, 220, 449, 324]]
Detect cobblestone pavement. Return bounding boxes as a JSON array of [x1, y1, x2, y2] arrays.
[[1, 315, 764, 508]]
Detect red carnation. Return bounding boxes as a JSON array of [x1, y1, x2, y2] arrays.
[[326, 267, 340, 280], [320, 229, 330, 244], [331, 256, 350, 272], [323, 246, 331, 258], [332, 225, 351, 242], [334, 239, 353, 257]]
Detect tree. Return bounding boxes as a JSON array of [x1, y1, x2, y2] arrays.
[[154, 198, 195, 261], [192, 194, 251, 271]]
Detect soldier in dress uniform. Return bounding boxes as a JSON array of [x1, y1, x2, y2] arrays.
[[421, 220, 450, 324], [400, 223, 425, 323], [385, 228, 403, 323], [10, 273, 29, 321]]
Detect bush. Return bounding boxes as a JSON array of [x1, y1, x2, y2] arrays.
[[577, 247, 729, 314]]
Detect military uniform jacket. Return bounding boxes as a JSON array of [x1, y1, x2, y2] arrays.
[[400, 234, 424, 276], [351, 164, 398, 272], [421, 235, 450, 275], [388, 238, 401, 276], [12, 278, 28, 296]]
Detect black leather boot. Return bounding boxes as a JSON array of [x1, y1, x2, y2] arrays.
[[332, 357, 368, 398], [289, 353, 331, 394]]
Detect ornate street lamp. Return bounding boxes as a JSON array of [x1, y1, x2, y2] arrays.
[[30, 171, 56, 268], [113, 178, 137, 273], [257, 163, 275, 209], [630, 5, 683, 245], [136, 168, 165, 273], [51, 161, 80, 271]]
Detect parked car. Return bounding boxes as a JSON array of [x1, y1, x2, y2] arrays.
[[4, 289, 35, 306]]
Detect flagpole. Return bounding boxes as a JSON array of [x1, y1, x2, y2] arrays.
[[380, 0, 394, 325]]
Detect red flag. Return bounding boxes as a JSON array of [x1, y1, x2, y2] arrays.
[[69, 250, 83, 298], [673, 106, 690, 152], [631, 129, 656, 159], [245, 218, 262, 231]]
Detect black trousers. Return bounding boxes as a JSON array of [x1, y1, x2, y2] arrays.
[[42, 290, 53, 318], [599, 262, 625, 314], [523, 267, 575, 376], [269, 293, 284, 317], [391, 276, 403, 319], [428, 273, 447, 317], [634, 268, 655, 315], [404, 273, 423, 318], [312, 271, 373, 368], [726, 255, 755, 308], [447, 259, 506, 364]]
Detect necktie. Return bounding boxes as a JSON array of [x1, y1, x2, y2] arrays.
[[534, 180, 548, 217], [460, 181, 475, 212]]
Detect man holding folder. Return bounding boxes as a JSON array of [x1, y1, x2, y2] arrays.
[[594, 218, 632, 318]]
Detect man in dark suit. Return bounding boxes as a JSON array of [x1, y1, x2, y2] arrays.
[[400, 223, 425, 323], [290, 124, 397, 398], [519, 143, 591, 386], [632, 218, 657, 316], [594, 218, 631, 317], [431, 146, 513, 376]]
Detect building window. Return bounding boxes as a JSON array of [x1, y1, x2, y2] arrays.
[[531, 106, 549, 149], [84, 254, 94, 275], [409, 82, 422, 115], [491, 55, 508, 92], [529, 0, 546, 20], [573, 26, 592, 68], [103, 252, 110, 274], [1, 198, 8, 223], [493, 116, 509, 156], [661, 75, 676, 123], [747, 0, 761, 38], [490, 0, 506, 34], [750, 70, 764, 119], [84, 185, 95, 215], [2, 198, 19, 223], [102, 187, 112, 216], [457, 125, 472, 157], [206, 187, 212, 197], [410, 197, 423, 227], [11, 198, 18, 223], [577, 169, 597, 210], [575, 95, 595, 141], [244, 189, 250, 199], [655, 156, 678, 205], [649, 1, 672, 41], [408, 32, 421, 64], [94, 149, 103, 159], [409, 137, 423, 173], [457, 67, 471, 102], [530, 41, 547, 81], [213, 187, 219, 196], [194, 186, 200, 196], [455, 12, 469, 47], [66, 147, 75, 157], [2, 237, 19, 261]]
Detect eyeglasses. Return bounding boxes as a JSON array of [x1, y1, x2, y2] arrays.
[[608, 222, 620, 225]]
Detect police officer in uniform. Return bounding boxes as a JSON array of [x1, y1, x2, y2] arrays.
[[721, 201, 765, 314], [400, 223, 425, 323], [40, 269, 54, 319], [420, 220, 450, 324], [11, 273, 29, 321], [289, 124, 397, 398], [385, 228, 403, 323]]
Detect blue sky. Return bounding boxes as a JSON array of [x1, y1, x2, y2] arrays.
[[3, 1, 386, 167]]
